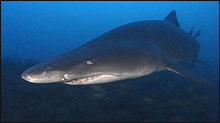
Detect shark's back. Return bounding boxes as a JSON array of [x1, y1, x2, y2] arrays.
[[91, 11, 200, 62]]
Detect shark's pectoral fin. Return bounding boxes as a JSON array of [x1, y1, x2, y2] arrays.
[[164, 61, 218, 88], [191, 59, 208, 65], [179, 59, 209, 65]]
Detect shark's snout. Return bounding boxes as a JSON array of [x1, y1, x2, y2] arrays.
[[21, 66, 66, 83], [21, 71, 38, 83], [21, 72, 28, 80]]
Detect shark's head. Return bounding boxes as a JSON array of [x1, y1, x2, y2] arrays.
[[22, 40, 162, 85], [21, 58, 66, 83]]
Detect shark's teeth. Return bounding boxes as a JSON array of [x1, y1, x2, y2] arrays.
[[76, 74, 102, 83], [65, 74, 103, 84], [63, 74, 120, 85]]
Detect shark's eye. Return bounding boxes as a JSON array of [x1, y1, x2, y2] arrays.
[[86, 60, 94, 65]]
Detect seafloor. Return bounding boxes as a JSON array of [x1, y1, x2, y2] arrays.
[[1, 57, 219, 122]]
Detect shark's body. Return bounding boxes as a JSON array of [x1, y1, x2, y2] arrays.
[[22, 10, 213, 87]]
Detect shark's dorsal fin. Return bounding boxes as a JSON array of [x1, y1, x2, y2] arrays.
[[164, 10, 180, 28], [195, 29, 201, 39]]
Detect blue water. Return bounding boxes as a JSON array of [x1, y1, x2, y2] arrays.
[[1, 1, 219, 122]]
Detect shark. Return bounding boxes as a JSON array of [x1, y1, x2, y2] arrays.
[[21, 10, 215, 87]]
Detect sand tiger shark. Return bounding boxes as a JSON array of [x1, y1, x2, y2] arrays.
[[22, 10, 215, 87]]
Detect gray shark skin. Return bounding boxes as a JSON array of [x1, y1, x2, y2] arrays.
[[21, 10, 215, 87]]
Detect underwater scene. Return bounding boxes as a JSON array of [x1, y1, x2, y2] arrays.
[[1, 1, 219, 122]]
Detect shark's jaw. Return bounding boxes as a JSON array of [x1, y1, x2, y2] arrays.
[[63, 74, 123, 85]]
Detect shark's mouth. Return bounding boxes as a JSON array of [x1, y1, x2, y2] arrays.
[[63, 74, 120, 85]]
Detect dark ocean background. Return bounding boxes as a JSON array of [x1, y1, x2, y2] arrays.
[[1, 1, 219, 122]]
